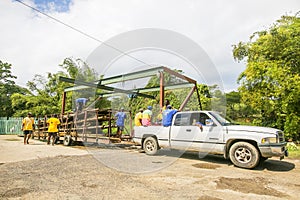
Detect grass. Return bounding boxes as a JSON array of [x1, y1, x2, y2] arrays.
[[287, 143, 300, 159], [288, 149, 300, 159]]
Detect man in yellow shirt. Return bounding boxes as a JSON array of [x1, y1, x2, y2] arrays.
[[22, 112, 35, 145], [46, 114, 61, 145], [134, 109, 143, 126]]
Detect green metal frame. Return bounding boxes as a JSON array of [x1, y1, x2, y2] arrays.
[[59, 66, 201, 113]]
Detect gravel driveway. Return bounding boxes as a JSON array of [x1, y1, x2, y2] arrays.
[[0, 135, 300, 200]]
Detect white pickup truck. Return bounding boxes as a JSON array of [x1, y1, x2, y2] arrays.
[[133, 111, 288, 169]]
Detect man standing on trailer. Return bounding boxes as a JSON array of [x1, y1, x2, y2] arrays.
[[46, 114, 61, 145], [75, 98, 88, 112], [22, 112, 35, 145], [162, 105, 178, 127], [134, 108, 143, 126], [142, 106, 153, 126]]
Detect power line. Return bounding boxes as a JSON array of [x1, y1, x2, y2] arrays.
[[15, 0, 153, 68]]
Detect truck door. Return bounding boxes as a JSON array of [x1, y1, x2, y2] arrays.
[[171, 112, 224, 153], [192, 112, 224, 153], [170, 113, 201, 149]]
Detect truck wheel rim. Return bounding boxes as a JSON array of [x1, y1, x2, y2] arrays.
[[145, 141, 155, 152], [235, 147, 252, 163]]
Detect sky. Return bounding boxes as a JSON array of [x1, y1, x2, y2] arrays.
[[1, 0, 299, 92]]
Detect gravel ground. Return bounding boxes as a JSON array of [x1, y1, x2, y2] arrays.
[[0, 135, 300, 200]]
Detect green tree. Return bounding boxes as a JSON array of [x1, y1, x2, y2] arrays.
[[226, 91, 241, 120], [0, 61, 28, 117], [11, 57, 108, 117], [232, 14, 300, 139]]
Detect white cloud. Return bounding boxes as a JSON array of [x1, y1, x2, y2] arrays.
[[0, 0, 299, 91]]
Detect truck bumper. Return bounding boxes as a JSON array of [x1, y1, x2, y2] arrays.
[[258, 142, 288, 159]]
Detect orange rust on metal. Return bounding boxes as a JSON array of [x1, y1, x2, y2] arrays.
[[179, 85, 196, 111], [61, 92, 66, 115], [162, 67, 197, 84], [160, 71, 165, 108]]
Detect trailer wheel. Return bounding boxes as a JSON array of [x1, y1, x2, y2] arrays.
[[63, 135, 72, 146], [143, 137, 158, 155], [229, 142, 260, 169]]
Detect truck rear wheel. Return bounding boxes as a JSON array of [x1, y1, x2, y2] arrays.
[[143, 137, 158, 155], [229, 142, 260, 169]]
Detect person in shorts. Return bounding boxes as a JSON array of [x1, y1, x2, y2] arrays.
[[115, 108, 126, 138], [22, 112, 35, 144], [46, 114, 61, 145]]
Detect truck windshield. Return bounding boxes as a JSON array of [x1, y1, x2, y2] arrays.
[[209, 112, 232, 126]]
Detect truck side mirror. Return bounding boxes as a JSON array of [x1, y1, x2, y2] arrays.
[[205, 119, 214, 126]]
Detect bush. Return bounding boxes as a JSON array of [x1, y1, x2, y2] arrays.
[[287, 142, 299, 151]]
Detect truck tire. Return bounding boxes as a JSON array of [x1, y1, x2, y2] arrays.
[[63, 135, 72, 146], [229, 142, 260, 169], [143, 137, 158, 155]]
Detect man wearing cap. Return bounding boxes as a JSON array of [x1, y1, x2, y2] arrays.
[[142, 106, 153, 126], [162, 105, 178, 127], [22, 112, 35, 144]]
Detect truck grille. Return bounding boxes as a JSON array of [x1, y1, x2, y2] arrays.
[[277, 131, 285, 142]]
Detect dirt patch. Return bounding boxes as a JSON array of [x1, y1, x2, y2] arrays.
[[192, 163, 221, 169], [4, 138, 21, 141], [1, 188, 31, 198], [216, 177, 287, 197], [198, 196, 222, 200]]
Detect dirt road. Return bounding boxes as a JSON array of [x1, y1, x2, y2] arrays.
[[0, 135, 299, 200]]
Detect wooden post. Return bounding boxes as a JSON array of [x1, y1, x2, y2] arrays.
[[82, 110, 87, 142]]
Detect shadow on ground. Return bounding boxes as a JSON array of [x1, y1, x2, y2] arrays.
[[155, 149, 295, 172]]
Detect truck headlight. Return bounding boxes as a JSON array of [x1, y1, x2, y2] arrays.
[[261, 137, 278, 144]]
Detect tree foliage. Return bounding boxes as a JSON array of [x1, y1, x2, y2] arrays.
[[11, 57, 109, 117], [232, 14, 300, 139], [0, 61, 28, 117]]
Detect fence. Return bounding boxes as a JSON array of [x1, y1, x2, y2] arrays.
[[0, 117, 23, 135]]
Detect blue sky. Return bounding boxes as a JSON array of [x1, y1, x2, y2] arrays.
[[1, 0, 299, 92], [34, 0, 71, 12]]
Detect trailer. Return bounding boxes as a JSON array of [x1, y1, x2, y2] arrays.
[[33, 109, 132, 145]]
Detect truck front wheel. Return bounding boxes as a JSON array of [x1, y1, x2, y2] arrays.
[[143, 137, 158, 155], [229, 142, 260, 169]]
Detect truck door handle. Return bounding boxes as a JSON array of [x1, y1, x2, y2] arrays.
[[186, 129, 191, 132]]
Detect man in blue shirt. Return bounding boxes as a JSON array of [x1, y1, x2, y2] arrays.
[[75, 98, 88, 112], [162, 105, 178, 127], [115, 108, 126, 138]]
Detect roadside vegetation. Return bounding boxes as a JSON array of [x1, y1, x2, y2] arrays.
[[287, 142, 300, 159]]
